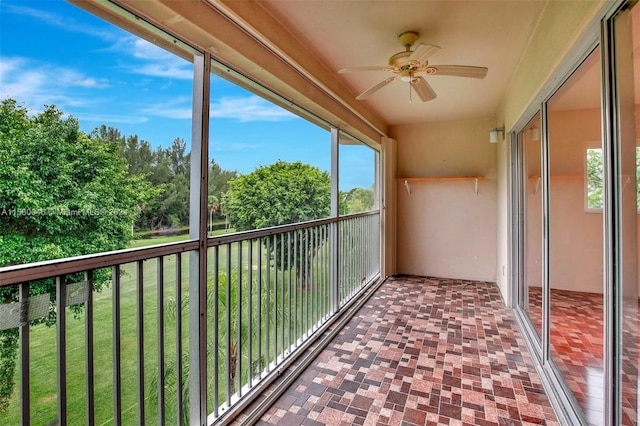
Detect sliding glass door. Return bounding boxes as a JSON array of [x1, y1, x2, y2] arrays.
[[513, 2, 640, 424], [612, 5, 639, 424], [547, 48, 604, 425], [517, 112, 543, 343]]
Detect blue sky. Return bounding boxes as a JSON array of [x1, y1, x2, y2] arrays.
[[0, 0, 374, 190]]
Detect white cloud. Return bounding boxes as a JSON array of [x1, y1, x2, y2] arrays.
[[139, 95, 296, 123], [210, 96, 295, 122], [7, 4, 193, 83], [58, 70, 109, 89], [0, 56, 109, 111], [4, 4, 119, 42], [115, 37, 193, 80], [74, 113, 149, 125], [130, 38, 175, 61], [139, 96, 192, 119], [134, 64, 193, 80]]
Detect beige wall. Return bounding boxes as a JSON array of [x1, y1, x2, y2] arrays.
[[391, 118, 498, 282]]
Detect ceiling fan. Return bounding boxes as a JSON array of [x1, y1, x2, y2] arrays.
[[338, 31, 488, 102]]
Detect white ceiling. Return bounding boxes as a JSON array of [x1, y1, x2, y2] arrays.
[[260, 0, 548, 126]]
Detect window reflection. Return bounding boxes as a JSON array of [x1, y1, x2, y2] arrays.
[[338, 133, 376, 215]]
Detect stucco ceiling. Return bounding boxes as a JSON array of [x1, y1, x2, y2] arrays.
[[259, 0, 547, 126]]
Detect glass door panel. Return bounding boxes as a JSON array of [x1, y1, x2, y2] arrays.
[[547, 47, 604, 425], [519, 113, 543, 341], [614, 5, 640, 424]]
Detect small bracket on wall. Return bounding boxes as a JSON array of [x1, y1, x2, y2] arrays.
[[404, 179, 411, 195], [529, 175, 541, 194]]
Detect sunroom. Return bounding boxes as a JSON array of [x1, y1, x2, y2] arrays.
[[0, 1, 638, 425]]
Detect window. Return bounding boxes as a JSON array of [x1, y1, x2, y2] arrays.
[[0, 0, 195, 259], [585, 145, 640, 211]]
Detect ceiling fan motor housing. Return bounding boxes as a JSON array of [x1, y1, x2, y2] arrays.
[[398, 31, 419, 48]]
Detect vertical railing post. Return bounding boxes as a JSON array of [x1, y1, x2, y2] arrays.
[[19, 282, 30, 426], [175, 255, 184, 426], [56, 275, 67, 426], [189, 52, 211, 426], [330, 128, 340, 313], [157, 258, 166, 425], [112, 265, 122, 426], [85, 270, 95, 425], [136, 261, 145, 424]]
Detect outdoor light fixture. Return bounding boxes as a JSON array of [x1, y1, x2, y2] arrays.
[[489, 127, 504, 143]]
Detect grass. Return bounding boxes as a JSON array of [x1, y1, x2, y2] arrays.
[[128, 228, 237, 249], [0, 229, 336, 425], [1, 255, 186, 425]]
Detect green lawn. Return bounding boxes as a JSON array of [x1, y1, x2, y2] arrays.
[[128, 228, 237, 249], [0, 230, 334, 425]]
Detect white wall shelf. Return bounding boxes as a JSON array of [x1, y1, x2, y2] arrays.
[[398, 176, 485, 196]]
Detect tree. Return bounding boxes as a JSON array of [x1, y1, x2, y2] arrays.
[[586, 148, 604, 209], [225, 161, 330, 231], [209, 159, 237, 221], [168, 137, 189, 177], [152, 269, 280, 423], [0, 98, 155, 412], [224, 161, 330, 280], [340, 187, 374, 215], [208, 195, 219, 233], [111, 132, 192, 231], [122, 134, 155, 177]]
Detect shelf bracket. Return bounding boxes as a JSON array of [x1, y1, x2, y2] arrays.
[[404, 179, 411, 195], [474, 178, 479, 195]]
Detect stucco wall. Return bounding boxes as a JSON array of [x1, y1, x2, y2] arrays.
[[391, 118, 497, 282]]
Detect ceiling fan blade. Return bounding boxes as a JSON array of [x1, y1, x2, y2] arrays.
[[410, 76, 437, 102], [339, 66, 393, 74], [428, 65, 488, 79], [408, 42, 441, 63], [356, 77, 396, 100]]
